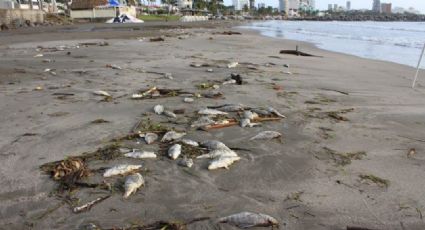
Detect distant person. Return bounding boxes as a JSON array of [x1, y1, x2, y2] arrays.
[[121, 14, 130, 23], [113, 16, 121, 23]]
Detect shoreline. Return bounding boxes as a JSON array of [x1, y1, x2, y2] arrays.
[[1, 21, 425, 229], [239, 21, 425, 70]]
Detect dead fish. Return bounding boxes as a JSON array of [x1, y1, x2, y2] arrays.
[[197, 148, 238, 159], [227, 62, 238, 68], [200, 140, 230, 150], [163, 110, 177, 118], [124, 150, 157, 159], [407, 148, 416, 158], [250, 131, 282, 140], [191, 116, 216, 128], [154, 105, 164, 115], [251, 108, 270, 116], [183, 97, 194, 103], [208, 156, 241, 170], [218, 105, 247, 112], [268, 107, 286, 118], [181, 139, 199, 147], [217, 211, 279, 228], [222, 79, 237, 85], [198, 108, 228, 116], [168, 144, 182, 160], [93, 90, 111, 97], [123, 173, 144, 198], [144, 133, 158, 144], [103, 164, 142, 177], [178, 156, 194, 168], [161, 131, 186, 142]]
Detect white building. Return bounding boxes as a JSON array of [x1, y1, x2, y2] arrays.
[[233, 0, 249, 10], [279, 0, 288, 14], [177, 0, 192, 9]]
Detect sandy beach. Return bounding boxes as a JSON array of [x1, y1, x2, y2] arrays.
[[1, 21, 425, 230]]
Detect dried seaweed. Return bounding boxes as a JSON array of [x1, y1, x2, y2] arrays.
[[359, 174, 390, 188], [91, 119, 110, 124], [133, 119, 171, 134], [323, 147, 366, 166]]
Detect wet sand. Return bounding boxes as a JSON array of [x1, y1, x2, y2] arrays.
[[1, 21, 425, 230]]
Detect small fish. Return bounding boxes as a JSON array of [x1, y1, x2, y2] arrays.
[[217, 212, 279, 228], [251, 108, 270, 116], [123, 173, 144, 198], [191, 116, 216, 128], [154, 105, 164, 115], [197, 148, 238, 159], [407, 148, 416, 158], [222, 79, 236, 85], [268, 107, 286, 118], [168, 144, 182, 160], [124, 150, 157, 159], [34, 54, 44, 57], [208, 156, 241, 170], [200, 140, 230, 150], [103, 164, 142, 177], [178, 156, 194, 168], [250, 131, 282, 140], [198, 108, 228, 116], [218, 105, 246, 112], [181, 139, 199, 147], [163, 110, 177, 118], [93, 90, 111, 97], [227, 62, 238, 68], [161, 131, 186, 142], [183, 97, 194, 103], [144, 133, 158, 144]]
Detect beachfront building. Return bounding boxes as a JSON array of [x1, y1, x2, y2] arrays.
[[233, 0, 249, 10], [177, 0, 192, 9], [381, 3, 391, 14], [278, 0, 288, 14], [328, 4, 332, 11], [372, 0, 381, 13], [346, 1, 351, 11]]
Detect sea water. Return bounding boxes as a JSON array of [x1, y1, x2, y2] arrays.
[[243, 21, 425, 68]]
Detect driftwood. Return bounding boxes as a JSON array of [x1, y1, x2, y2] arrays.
[[200, 117, 282, 130], [280, 50, 322, 57], [150, 37, 165, 42], [213, 31, 242, 35], [72, 195, 111, 213]]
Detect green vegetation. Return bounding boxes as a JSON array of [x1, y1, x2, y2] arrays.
[[138, 15, 181, 21]]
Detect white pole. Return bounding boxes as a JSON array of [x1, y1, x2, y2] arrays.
[[412, 42, 425, 88]]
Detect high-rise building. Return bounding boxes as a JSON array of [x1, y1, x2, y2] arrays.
[[249, 0, 255, 9], [233, 0, 249, 10], [279, 0, 289, 14], [381, 3, 391, 14], [328, 4, 332, 11], [257, 2, 265, 8], [346, 1, 351, 11], [288, 0, 299, 10], [372, 0, 381, 12], [333, 4, 337, 11], [309, 0, 315, 9]]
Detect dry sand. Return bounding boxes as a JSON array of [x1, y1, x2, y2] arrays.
[[0, 21, 425, 230]]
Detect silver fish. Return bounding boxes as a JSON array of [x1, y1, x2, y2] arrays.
[[163, 110, 177, 118], [183, 97, 194, 103], [251, 108, 270, 116], [243, 111, 258, 120], [144, 133, 158, 144], [123, 173, 144, 198], [222, 79, 236, 85], [268, 107, 286, 118], [124, 150, 157, 159], [197, 148, 238, 159], [178, 156, 193, 168], [198, 108, 228, 116], [217, 212, 279, 228], [153, 105, 164, 115], [208, 156, 241, 170], [250, 131, 282, 140], [191, 116, 215, 128], [168, 144, 182, 160], [218, 105, 246, 112], [93, 90, 111, 97], [181, 139, 199, 147], [103, 164, 142, 177], [200, 140, 230, 150], [161, 131, 186, 142]]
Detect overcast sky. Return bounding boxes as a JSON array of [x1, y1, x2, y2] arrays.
[[222, 0, 425, 13]]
